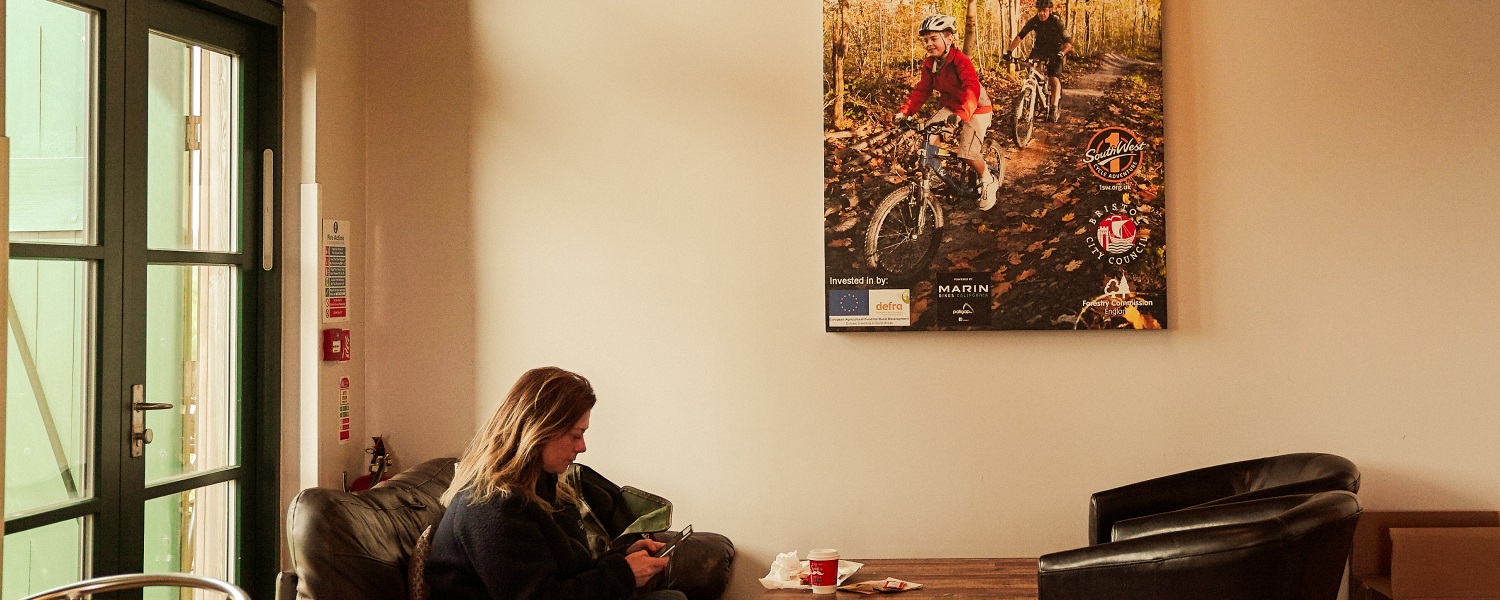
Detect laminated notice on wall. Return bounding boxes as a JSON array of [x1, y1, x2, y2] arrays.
[[323, 219, 350, 323], [338, 376, 352, 443]]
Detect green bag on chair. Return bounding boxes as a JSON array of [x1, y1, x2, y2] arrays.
[[565, 464, 735, 600], [567, 463, 673, 552]]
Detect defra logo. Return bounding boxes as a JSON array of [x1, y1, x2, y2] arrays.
[[1083, 127, 1147, 183]]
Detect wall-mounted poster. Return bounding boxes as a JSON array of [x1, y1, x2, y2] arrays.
[[824, 0, 1165, 331]]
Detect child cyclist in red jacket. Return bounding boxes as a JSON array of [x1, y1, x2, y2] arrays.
[[894, 14, 1000, 210]]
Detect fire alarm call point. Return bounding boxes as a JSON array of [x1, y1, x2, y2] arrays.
[[322, 329, 351, 362]]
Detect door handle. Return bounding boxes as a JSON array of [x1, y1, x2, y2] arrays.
[[130, 385, 174, 458]]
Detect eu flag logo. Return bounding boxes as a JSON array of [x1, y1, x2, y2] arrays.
[[828, 290, 869, 316]]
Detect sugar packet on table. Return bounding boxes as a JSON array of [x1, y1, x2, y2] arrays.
[[837, 577, 924, 594]]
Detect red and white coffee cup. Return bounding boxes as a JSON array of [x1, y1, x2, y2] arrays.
[[807, 548, 840, 594]]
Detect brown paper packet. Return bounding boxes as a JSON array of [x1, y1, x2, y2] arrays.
[[836, 578, 924, 594]]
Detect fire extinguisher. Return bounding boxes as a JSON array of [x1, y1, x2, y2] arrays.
[[348, 436, 393, 492]]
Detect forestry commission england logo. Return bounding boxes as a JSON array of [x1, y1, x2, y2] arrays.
[[1086, 201, 1147, 265], [1083, 127, 1147, 184]]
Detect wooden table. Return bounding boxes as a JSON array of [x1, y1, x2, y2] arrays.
[[761, 558, 1039, 599]]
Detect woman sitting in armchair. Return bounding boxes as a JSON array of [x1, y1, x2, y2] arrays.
[[425, 366, 686, 600]]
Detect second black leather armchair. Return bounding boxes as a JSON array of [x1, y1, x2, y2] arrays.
[[1040, 491, 1363, 600], [1089, 452, 1360, 545]]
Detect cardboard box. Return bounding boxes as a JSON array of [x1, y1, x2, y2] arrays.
[[1390, 527, 1500, 600], [1349, 511, 1500, 600]]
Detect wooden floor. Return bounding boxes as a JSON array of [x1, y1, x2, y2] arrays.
[[760, 558, 1039, 599]]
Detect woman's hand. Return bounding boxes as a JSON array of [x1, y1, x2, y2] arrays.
[[624, 550, 669, 587], [626, 537, 665, 556]]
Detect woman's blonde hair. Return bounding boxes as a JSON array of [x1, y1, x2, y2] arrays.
[[441, 366, 596, 510]]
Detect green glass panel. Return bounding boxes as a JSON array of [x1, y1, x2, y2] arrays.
[[4, 259, 92, 517], [143, 482, 235, 599], [145, 265, 238, 483], [6, 0, 96, 243], [2, 518, 87, 599], [147, 34, 239, 252]]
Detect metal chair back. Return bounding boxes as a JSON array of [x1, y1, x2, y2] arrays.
[[22, 572, 250, 600]]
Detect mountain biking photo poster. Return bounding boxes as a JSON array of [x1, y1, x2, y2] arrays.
[[824, 0, 1165, 331]]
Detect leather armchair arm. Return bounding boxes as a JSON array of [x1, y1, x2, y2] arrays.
[[1042, 495, 1362, 600], [1110, 494, 1313, 542], [1039, 529, 1283, 600], [1039, 526, 1280, 600], [1089, 461, 1249, 544], [1044, 520, 1271, 573]]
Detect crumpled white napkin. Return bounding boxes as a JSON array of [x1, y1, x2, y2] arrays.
[[758, 551, 863, 590], [758, 551, 805, 589]]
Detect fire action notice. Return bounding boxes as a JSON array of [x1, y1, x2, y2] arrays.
[[823, 0, 1166, 331], [323, 219, 350, 323]]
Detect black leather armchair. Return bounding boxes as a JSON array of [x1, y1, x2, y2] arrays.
[[284, 457, 457, 600], [1039, 491, 1363, 600], [1089, 452, 1360, 545], [281, 457, 734, 600]]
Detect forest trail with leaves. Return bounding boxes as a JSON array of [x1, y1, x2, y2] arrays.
[[1004, 52, 1146, 180], [824, 52, 1166, 329]]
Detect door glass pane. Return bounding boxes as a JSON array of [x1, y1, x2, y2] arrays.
[[144, 265, 237, 483], [4, 259, 93, 516], [143, 482, 235, 599], [147, 33, 238, 252], [2, 518, 88, 598], [6, 0, 97, 245]]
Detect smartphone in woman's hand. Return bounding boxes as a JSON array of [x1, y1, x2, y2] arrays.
[[653, 524, 693, 558]]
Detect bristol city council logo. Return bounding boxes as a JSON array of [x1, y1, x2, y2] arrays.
[[1086, 203, 1147, 265], [1083, 127, 1147, 183], [1097, 214, 1137, 254]]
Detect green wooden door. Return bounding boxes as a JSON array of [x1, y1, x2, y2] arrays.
[[4, 0, 279, 597]]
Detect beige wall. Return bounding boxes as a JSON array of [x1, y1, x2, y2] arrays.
[[357, 0, 1500, 597]]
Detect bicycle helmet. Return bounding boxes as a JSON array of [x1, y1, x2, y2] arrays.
[[1035, 0, 1054, 8], [918, 14, 958, 35]]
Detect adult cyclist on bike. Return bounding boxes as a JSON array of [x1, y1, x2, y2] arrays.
[[1007, 0, 1073, 122], [893, 14, 1000, 211]]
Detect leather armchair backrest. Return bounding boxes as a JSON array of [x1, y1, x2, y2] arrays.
[[1203, 453, 1361, 505], [288, 458, 457, 600], [1090, 453, 1360, 545]]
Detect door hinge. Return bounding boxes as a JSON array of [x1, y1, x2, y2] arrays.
[[186, 115, 202, 151]]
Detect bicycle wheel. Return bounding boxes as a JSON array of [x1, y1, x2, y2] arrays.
[[1012, 86, 1036, 148], [984, 136, 1005, 187], [866, 186, 942, 281]]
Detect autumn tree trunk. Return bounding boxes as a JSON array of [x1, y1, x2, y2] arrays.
[[878, 5, 887, 84], [1004, 0, 1019, 73], [963, 0, 979, 55], [832, 0, 848, 129]]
